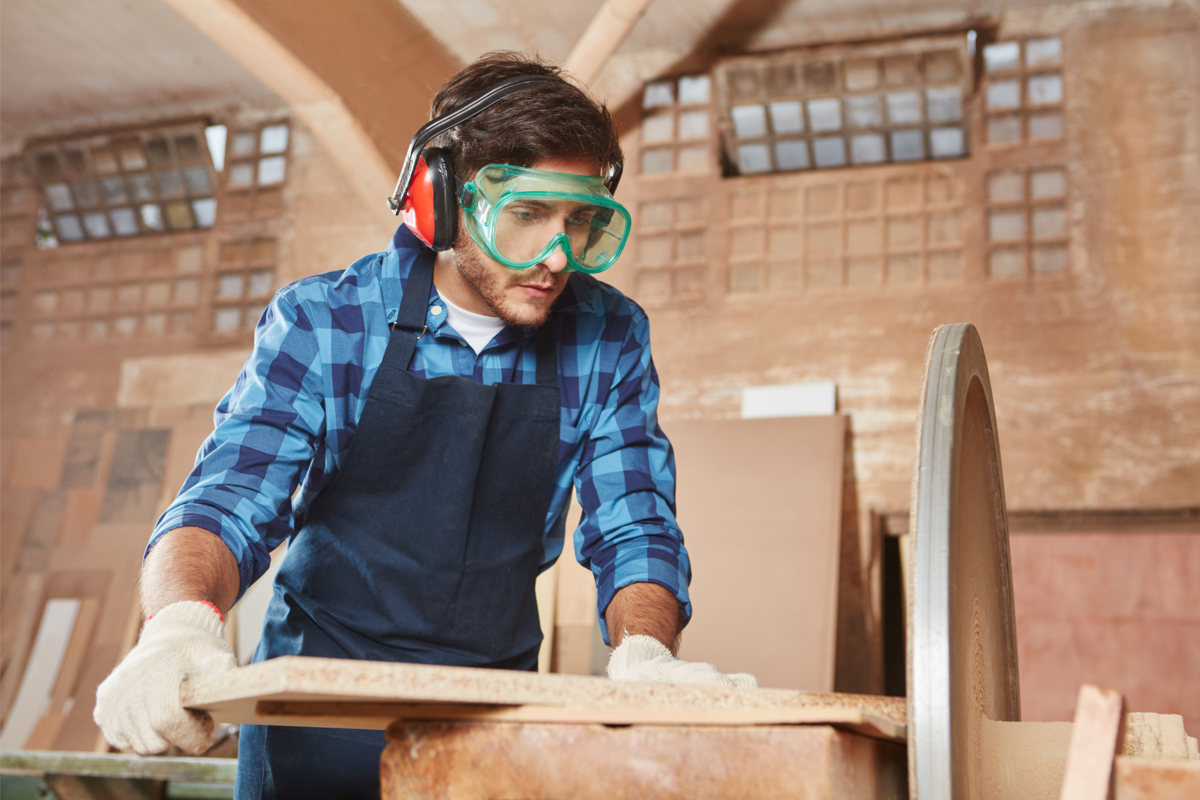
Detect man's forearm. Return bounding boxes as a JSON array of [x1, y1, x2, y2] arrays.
[[605, 582, 684, 655], [141, 527, 240, 618]]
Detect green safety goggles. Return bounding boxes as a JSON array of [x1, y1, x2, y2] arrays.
[[458, 164, 631, 274]]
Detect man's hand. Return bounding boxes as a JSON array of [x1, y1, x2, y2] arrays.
[[602, 583, 759, 688], [607, 633, 759, 688], [94, 601, 237, 755]]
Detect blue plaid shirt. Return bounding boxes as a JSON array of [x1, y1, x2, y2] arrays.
[[151, 226, 691, 640]]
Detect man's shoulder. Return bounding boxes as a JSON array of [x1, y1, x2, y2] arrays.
[[267, 248, 393, 337], [277, 251, 385, 303]]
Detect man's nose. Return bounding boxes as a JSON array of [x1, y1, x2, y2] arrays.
[[541, 244, 569, 273]]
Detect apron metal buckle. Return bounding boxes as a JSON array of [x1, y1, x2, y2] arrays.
[[389, 322, 427, 339]]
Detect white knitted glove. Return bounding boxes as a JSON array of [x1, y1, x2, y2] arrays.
[[94, 601, 236, 755], [607, 634, 759, 689]]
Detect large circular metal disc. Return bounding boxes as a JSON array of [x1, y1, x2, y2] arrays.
[[907, 323, 1021, 800]]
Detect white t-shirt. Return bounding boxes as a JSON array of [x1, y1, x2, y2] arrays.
[[439, 293, 506, 355]]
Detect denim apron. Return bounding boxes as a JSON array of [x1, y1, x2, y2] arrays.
[[235, 246, 560, 799]]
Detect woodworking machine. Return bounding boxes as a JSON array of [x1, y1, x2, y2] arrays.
[[176, 323, 1196, 799], [178, 323, 1200, 798]]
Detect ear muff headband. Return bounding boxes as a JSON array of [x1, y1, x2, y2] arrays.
[[387, 74, 623, 251], [388, 75, 565, 215]]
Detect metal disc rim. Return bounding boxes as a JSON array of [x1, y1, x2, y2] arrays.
[[907, 323, 1021, 800]]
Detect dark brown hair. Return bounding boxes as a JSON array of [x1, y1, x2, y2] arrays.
[[429, 52, 623, 183]]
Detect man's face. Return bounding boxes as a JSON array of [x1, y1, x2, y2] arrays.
[[452, 157, 599, 328]]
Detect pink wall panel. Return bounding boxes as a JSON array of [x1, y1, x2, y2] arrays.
[[1009, 532, 1200, 732]]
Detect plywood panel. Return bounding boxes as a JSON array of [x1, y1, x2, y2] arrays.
[[54, 642, 125, 753], [553, 499, 605, 675], [56, 489, 105, 549], [182, 656, 907, 742], [0, 598, 79, 749], [10, 569, 126, 751], [534, 561, 557, 674], [0, 488, 39, 580], [100, 429, 171, 523], [16, 491, 66, 573], [45, 523, 148, 656], [669, 416, 846, 691], [1010, 532, 1200, 733], [24, 597, 100, 750], [59, 412, 114, 490], [5, 436, 69, 490], [0, 573, 44, 720], [232, 542, 287, 665]]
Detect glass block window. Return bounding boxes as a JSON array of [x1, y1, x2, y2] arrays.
[[25, 242, 206, 343], [225, 123, 289, 189], [1, 157, 29, 344], [718, 169, 964, 296], [982, 37, 1064, 145], [1, 155, 32, 287], [714, 37, 971, 176], [213, 238, 277, 333], [219, 122, 290, 222], [639, 76, 713, 177], [31, 125, 219, 246], [986, 165, 1069, 278], [634, 196, 709, 302]]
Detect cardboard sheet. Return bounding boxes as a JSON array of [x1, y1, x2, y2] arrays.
[[668, 416, 846, 691]]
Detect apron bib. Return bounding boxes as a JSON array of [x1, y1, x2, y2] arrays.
[[236, 248, 561, 799]]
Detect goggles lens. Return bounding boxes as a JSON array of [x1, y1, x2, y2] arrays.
[[460, 164, 630, 273]]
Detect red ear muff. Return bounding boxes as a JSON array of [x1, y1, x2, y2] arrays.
[[400, 156, 436, 248], [401, 148, 457, 251]]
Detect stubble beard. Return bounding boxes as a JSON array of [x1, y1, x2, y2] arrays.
[[451, 232, 564, 329]]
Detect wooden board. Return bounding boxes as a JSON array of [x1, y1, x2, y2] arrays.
[[23, 597, 100, 750], [380, 721, 908, 800], [668, 416, 846, 692], [0, 598, 79, 749], [1113, 757, 1200, 800], [182, 656, 907, 742], [1060, 685, 1125, 800]]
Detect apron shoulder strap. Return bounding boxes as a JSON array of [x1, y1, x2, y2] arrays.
[[383, 248, 436, 372], [535, 320, 557, 387], [386, 247, 557, 387]]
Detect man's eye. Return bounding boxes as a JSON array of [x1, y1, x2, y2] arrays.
[[566, 213, 595, 228], [508, 208, 541, 223]]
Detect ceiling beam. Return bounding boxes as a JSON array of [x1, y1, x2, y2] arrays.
[[565, 0, 658, 86], [160, 0, 459, 219]]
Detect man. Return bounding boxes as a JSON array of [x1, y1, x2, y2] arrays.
[[95, 53, 755, 799]]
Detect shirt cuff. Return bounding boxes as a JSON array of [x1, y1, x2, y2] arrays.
[[594, 535, 692, 646], [149, 503, 269, 601]]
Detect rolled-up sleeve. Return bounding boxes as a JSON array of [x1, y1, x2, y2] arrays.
[[149, 288, 328, 599], [573, 307, 691, 644]]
